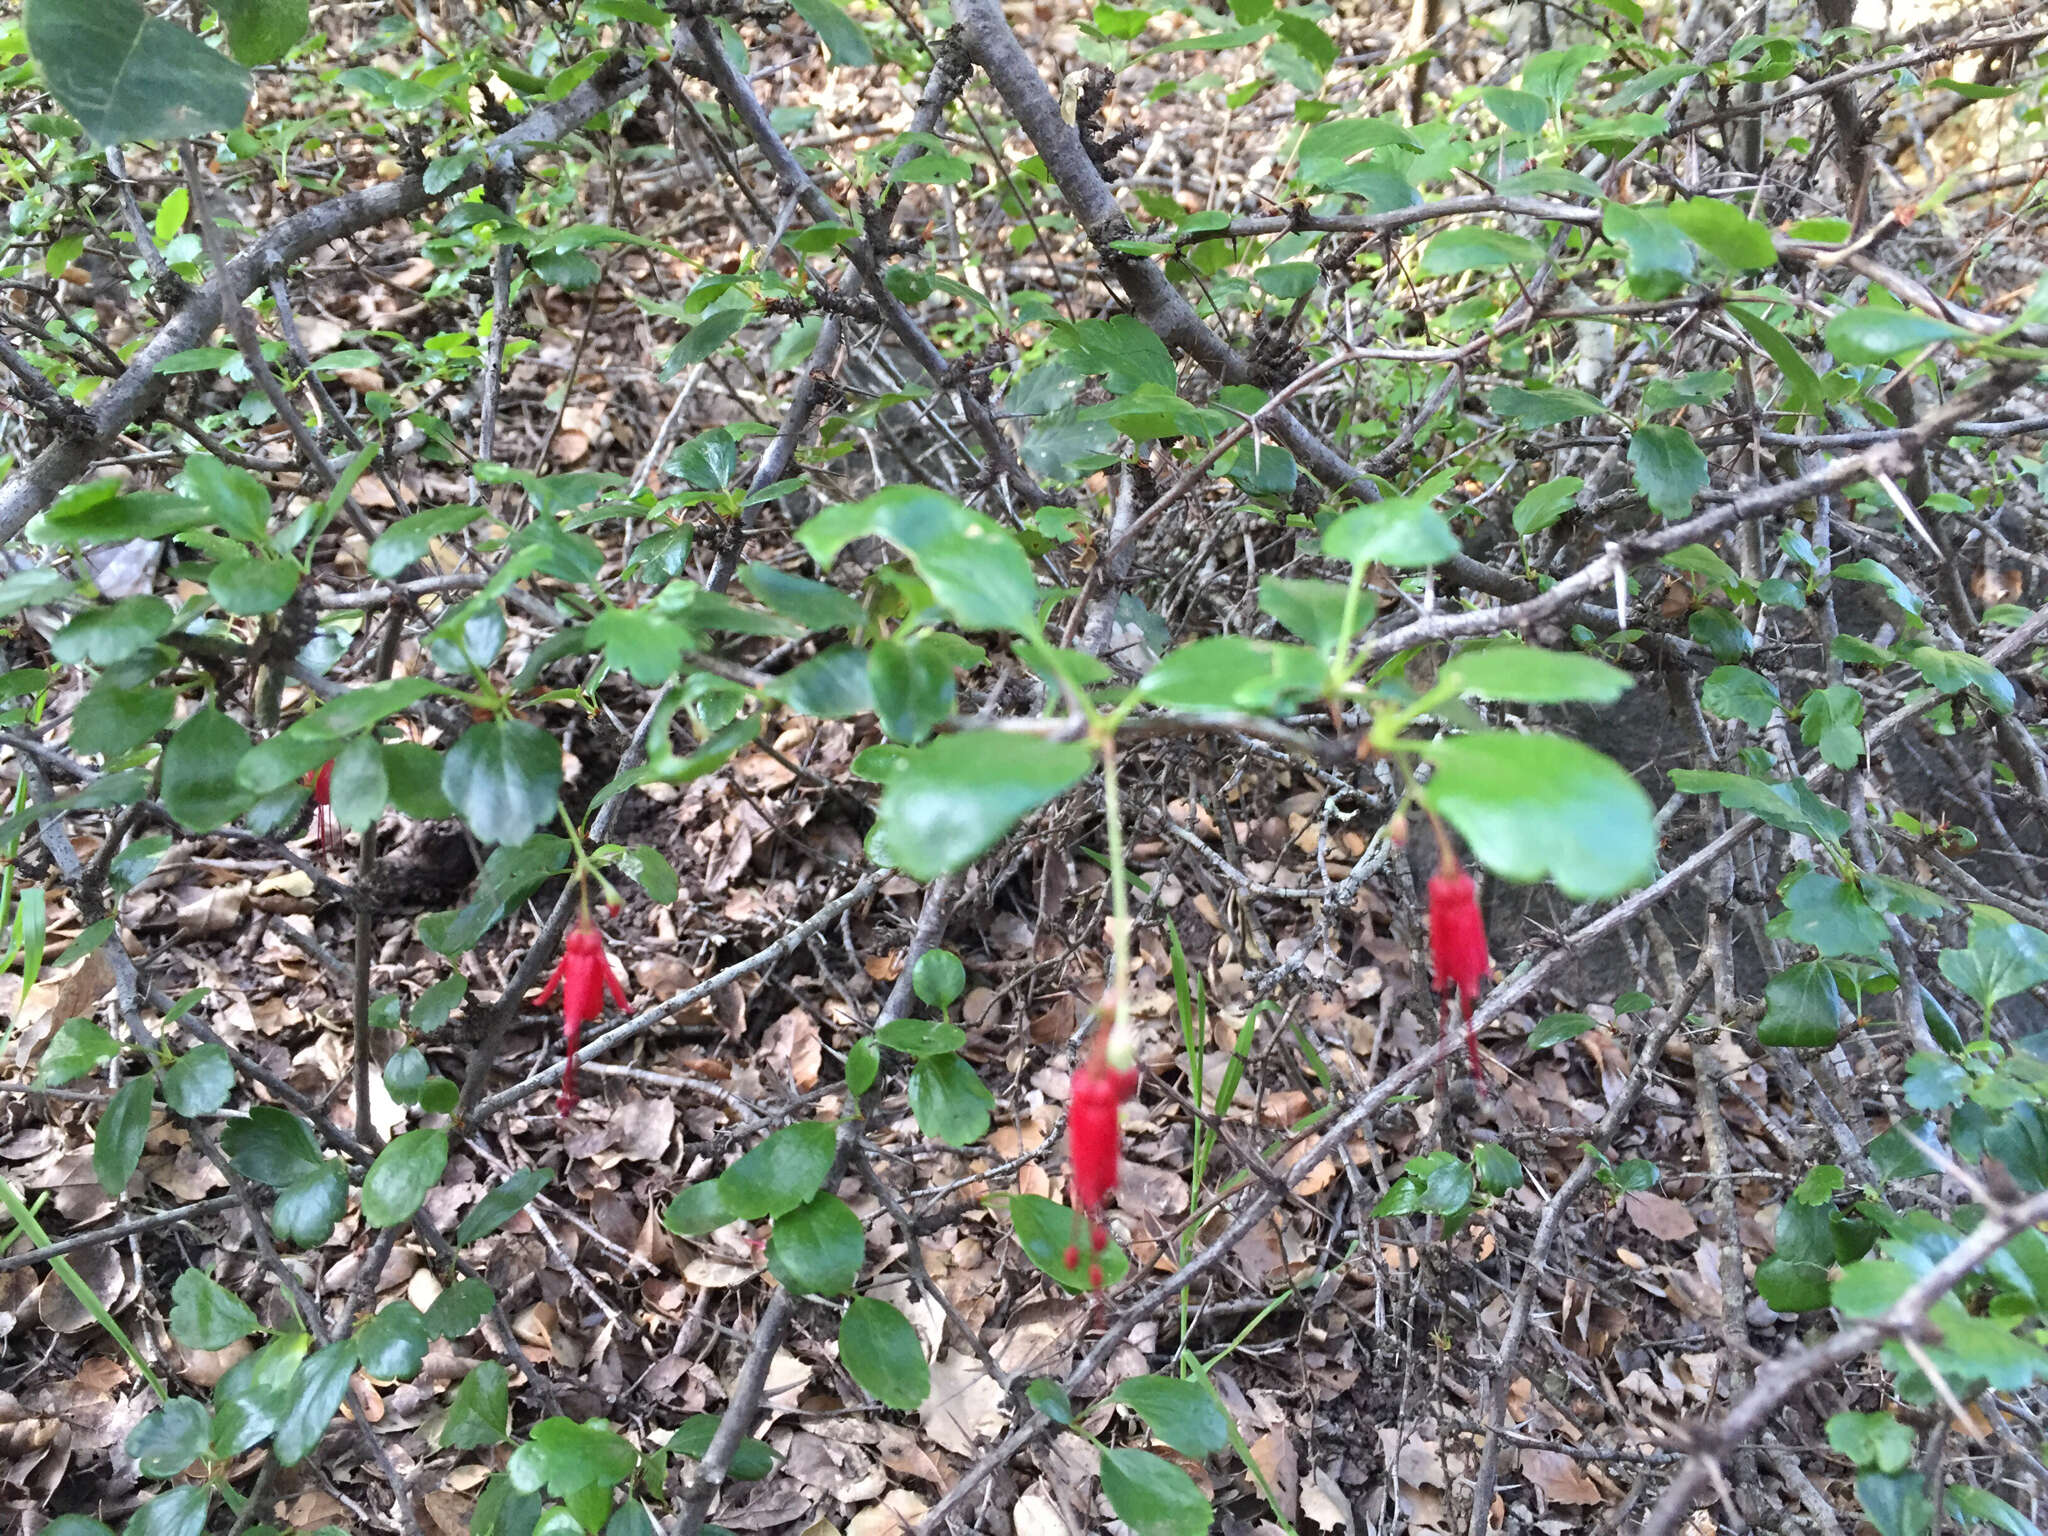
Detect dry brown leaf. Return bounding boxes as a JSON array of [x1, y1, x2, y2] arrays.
[[918, 1349, 1005, 1456], [1301, 1467, 1353, 1532], [1623, 1191, 1699, 1242], [1520, 1448, 1603, 1506], [1248, 1429, 1298, 1519], [1012, 1494, 1071, 1536]]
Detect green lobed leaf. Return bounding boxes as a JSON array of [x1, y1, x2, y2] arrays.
[[1825, 306, 1971, 364], [666, 1413, 777, 1479]]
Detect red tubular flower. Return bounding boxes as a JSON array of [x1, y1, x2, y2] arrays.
[[1428, 860, 1492, 1090], [1064, 1036, 1140, 1289], [535, 919, 630, 1116], [305, 760, 337, 855]]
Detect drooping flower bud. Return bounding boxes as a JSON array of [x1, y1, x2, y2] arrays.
[[534, 917, 631, 1116]]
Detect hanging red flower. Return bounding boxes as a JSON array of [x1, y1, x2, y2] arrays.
[[534, 917, 629, 1115], [1064, 1028, 1139, 1289], [1428, 858, 1492, 1089], [305, 760, 337, 855]]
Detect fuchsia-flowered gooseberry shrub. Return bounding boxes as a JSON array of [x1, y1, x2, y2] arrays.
[[534, 915, 630, 1116]]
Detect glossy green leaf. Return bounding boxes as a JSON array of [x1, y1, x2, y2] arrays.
[[1758, 961, 1841, 1047], [1528, 1012, 1597, 1049], [908, 1052, 995, 1147], [441, 1360, 511, 1450], [911, 949, 967, 1010], [93, 1074, 153, 1195], [161, 1044, 233, 1116], [170, 1266, 259, 1350], [839, 1297, 930, 1410], [272, 1159, 348, 1247], [457, 1168, 554, 1245], [854, 734, 1092, 881], [359, 1127, 449, 1228], [766, 1191, 866, 1296], [160, 708, 254, 832], [274, 1339, 358, 1466], [441, 719, 562, 846], [1419, 731, 1656, 899], [1110, 1376, 1229, 1458], [1004, 1191, 1130, 1292], [720, 1121, 838, 1221], [1098, 1445, 1214, 1536], [222, 1105, 323, 1187], [23, 0, 250, 147], [358, 1300, 431, 1381]]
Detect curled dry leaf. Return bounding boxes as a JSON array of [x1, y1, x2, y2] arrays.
[[1520, 1447, 1604, 1507], [1623, 1190, 1699, 1242]]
